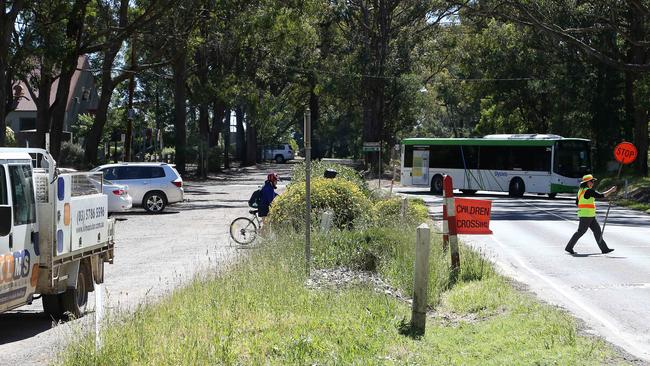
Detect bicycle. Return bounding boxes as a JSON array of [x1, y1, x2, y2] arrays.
[[229, 209, 261, 245]]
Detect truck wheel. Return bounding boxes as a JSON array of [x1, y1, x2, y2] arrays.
[[42, 294, 63, 320], [61, 264, 90, 319], [275, 155, 285, 164], [508, 178, 525, 197], [143, 191, 167, 213]]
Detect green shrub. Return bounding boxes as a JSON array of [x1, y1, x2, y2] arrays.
[[269, 177, 372, 230], [58, 141, 85, 169], [291, 161, 368, 196], [372, 197, 429, 226]]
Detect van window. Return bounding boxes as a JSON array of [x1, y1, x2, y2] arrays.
[[0, 166, 7, 205], [9, 165, 36, 225]]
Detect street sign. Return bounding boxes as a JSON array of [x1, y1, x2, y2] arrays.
[[363, 141, 380, 152], [362, 146, 380, 152], [454, 198, 493, 235], [614, 142, 637, 165], [363, 141, 380, 147]]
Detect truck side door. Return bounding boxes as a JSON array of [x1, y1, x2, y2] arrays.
[[7, 164, 37, 262], [0, 164, 10, 253]]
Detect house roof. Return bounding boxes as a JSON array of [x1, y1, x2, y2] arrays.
[[14, 55, 95, 113]]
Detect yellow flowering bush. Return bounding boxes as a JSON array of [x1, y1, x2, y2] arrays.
[[269, 177, 372, 230], [372, 197, 429, 226]]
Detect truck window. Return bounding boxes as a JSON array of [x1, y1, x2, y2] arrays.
[[0, 166, 7, 205], [9, 165, 36, 225]]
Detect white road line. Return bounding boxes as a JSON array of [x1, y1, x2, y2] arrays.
[[489, 234, 650, 361]]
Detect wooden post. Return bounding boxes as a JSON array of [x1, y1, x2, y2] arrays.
[[443, 175, 460, 271], [411, 223, 431, 335]]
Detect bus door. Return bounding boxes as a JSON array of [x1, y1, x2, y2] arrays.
[[0, 164, 10, 254], [412, 148, 430, 185]]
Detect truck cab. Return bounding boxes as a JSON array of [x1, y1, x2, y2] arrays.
[[0, 148, 114, 319], [0, 152, 39, 313]]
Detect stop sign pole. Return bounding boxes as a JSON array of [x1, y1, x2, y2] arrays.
[[600, 142, 638, 244]]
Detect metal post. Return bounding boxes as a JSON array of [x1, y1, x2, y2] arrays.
[[411, 223, 431, 335], [378, 142, 382, 190], [600, 162, 623, 245], [304, 108, 312, 276]]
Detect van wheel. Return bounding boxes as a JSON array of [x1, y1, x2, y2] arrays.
[[43, 294, 63, 319], [61, 263, 90, 319], [143, 191, 167, 213], [275, 155, 285, 164], [430, 175, 443, 195], [509, 178, 525, 197]]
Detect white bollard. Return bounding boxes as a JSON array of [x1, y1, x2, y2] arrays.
[[95, 283, 104, 351], [320, 210, 334, 231], [400, 197, 408, 220], [411, 223, 431, 335]]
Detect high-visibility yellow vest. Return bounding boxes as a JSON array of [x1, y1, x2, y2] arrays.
[[577, 188, 596, 217]]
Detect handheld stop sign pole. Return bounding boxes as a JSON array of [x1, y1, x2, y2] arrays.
[[600, 142, 638, 243]]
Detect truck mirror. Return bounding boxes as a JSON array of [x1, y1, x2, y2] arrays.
[[0, 207, 11, 237]]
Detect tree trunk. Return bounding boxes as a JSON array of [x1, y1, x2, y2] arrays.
[[236, 106, 245, 160], [34, 67, 54, 149], [197, 102, 209, 177], [245, 123, 257, 166], [172, 53, 187, 175], [210, 98, 225, 148], [223, 109, 230, 169], [49, 64, 76, 161], [0, 0, 25, 146]]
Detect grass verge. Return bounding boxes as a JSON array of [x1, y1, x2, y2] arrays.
[[58, 226, 621, 365]]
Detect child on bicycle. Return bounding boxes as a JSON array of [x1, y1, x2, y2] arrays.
[[258, 172, 279, 229]]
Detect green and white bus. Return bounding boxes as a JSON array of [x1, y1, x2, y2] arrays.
[[401, 134, 591, 197]]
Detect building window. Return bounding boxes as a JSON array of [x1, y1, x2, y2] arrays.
[[19, 118, 36, 131]]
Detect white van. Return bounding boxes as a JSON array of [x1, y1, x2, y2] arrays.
[[263, 144, 294, 163]]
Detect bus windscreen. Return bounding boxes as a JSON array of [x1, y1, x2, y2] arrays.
[[553, 140, 591, 178]]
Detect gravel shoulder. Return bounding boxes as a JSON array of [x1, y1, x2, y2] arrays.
[[0, 164, 291, 365]]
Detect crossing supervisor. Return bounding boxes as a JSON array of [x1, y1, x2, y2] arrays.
[[564, 174, 616, 255]]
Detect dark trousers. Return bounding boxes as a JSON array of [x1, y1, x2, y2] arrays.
[[565, 217, 610, 252]]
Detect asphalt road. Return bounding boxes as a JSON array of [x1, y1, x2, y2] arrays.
[[0, 163, 292, 365], [396, 186, 650, 363]]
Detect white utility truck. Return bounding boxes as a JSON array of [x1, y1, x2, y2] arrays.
[[0, 148, 114, 319]]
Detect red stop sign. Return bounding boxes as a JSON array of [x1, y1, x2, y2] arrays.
[[614, 142, 638, 165]]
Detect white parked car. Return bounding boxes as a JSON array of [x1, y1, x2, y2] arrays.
[[59, 168, 132, 214], [263, 143, 294, 163], [91, 163, 184, 213], [103, 179, 133, 213]]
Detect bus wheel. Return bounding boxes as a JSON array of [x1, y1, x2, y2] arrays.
[[508, 178, 525, 197], [430, 175, 443, 195], [461, 189, 477, 195], [548, 193, 557, 199]]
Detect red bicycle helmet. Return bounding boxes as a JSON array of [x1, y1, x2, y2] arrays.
[[267, 172, 279, 184]]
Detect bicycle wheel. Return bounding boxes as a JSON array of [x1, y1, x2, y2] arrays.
[[230, 217, 258, 245]]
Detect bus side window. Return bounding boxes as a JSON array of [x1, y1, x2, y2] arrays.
[[403, 145, 414, 168]]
